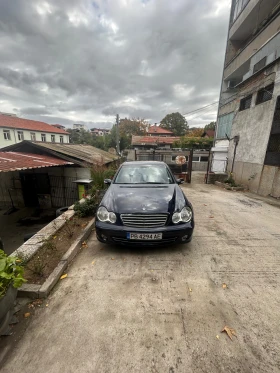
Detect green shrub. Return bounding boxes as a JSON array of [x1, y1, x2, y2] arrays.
[[74, 197, 98, 217], [224, 173, 238, 187], [90, 160, 117, 191], [0, 250, 26, 298]]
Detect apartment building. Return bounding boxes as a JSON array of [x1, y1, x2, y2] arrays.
[[90, 128, 111, 136], [0, 114, 69, 148], [73, 123, 88, 131], [212, 0, 280, 197]]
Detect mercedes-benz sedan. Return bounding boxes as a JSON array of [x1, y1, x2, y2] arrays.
[[95, 161, 194, 245]]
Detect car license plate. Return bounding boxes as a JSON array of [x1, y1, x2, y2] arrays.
[[127, 233, 162, 240]]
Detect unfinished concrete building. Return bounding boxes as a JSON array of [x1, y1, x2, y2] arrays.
[[212, 0, 280, 197]]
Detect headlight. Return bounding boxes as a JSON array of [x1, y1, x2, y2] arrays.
[[97, 206, 116, 224], [172, 207, 192, 224], [180, 207, 192, 222]]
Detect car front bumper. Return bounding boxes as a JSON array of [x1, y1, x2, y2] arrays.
[[95, 221, 194, 245]]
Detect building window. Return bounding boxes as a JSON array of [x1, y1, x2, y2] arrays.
[[51, 135, 55, 142], [232, 0, 249, 23], [267, 134, 280, 153], [192, 156, 200, 162], [60, 136, 64, 143], [256, 84, 274, 105], [253, 57, 267, 74], [239, 95, 252, 111], [41, 134, 46, 142], [17, 131, 24, 141], [216, 112, 234, 139], [30, 132, 36, 141], [200, 156, 209, 162], [3, 130, 11, 140]]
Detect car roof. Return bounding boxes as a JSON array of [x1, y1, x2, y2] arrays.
[[122, 161, 167, 166]]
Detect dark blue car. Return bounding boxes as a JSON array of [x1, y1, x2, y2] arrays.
[[95, 161, 194, 245]]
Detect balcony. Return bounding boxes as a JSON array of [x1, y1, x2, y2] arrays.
[[230, 0, 280, 41], [224, 30, 280, 83], [226, 0, 280, 67]]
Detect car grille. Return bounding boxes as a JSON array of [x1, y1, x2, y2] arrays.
[[120, 214, 168, 228]]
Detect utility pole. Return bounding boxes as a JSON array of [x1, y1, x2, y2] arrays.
[[116, 114, 120, 156]]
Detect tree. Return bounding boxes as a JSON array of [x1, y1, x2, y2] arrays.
[[67, 117, 148, 153], [119, 118, 147, 137], [204, 121, 216, 131], [160, 112, 188, 136], [67, 129, 93, 144], [187, 128, 204, 137], [173, 137, 213, 149]]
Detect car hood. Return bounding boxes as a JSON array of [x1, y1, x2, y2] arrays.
[[100, 184, 188, 214]]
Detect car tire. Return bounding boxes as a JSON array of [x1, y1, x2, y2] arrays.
[[56, 207, 69, 217]]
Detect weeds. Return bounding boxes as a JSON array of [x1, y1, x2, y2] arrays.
[[224, 172, 238, 187], [21, 236, 59, 278], [90, 158, 117, 192], [27, 256, 47, 277], [40, 236, 58, 252], [62, 216, 76, 238]]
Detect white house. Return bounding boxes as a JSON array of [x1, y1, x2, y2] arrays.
[[0, 114, 69, 148]]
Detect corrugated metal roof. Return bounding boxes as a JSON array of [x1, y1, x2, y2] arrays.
[[32, 142, 118, 164], [0, 114, 68, 134], [0, 152, 73, 172]]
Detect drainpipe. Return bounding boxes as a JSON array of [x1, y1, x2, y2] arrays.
[[231, 135, 240, 174], [12, 128, 17, 143]]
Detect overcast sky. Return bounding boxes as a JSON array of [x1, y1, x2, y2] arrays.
[[0, 0, 231, 129]]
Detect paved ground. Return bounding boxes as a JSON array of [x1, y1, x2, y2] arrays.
[[1, 178, 280, 373]]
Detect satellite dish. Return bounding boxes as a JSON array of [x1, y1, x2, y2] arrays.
[[175, 155, 186, 165]]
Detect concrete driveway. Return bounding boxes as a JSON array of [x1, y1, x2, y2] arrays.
[[1, 180, 280, 373]]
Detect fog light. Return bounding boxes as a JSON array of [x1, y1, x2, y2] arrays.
[[101, 234, 107, 242], [181, 235, 189, 241]]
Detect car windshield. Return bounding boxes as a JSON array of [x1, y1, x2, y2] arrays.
[[114, 164, 174, 184]]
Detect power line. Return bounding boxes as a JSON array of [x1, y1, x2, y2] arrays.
[[181, 76, 277, 122], [187, 103, 219, 121], [182, 101, 219, 116]]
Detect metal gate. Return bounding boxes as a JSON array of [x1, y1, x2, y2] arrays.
[[134, 150, 192, 183], [49, 176, 78, 207]]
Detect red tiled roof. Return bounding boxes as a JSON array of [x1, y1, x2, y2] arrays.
[[132, 135, 180, 145], [147, 126, 174, 135], [202, 130, 215, 138], [0, 152, 73, 172], [0, 115, 69, 134]]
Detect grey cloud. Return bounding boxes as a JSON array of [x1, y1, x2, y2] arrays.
[[0, 0, 230, 126], [20, 107, 52, 115]]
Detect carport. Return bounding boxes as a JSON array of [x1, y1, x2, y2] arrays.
[[0, 151, 75, 209]]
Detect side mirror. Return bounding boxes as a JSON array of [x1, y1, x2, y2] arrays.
[[104, 179, 112, 185], [176, 178, 184, 184]]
